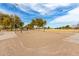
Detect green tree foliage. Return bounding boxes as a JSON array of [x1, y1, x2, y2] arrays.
[[19, 22, 24, 28], [25, 18, 47, 30], [27, 23, 34, 30], [0, 13, 24, 30], [47, 26, 51, 29], [56, 25, 72, 29], [35, 18, 46, 28]]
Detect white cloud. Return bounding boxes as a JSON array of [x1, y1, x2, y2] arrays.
[[50, 7, 79, 27], [15, 3, 70, 15], [0, 9, 13, 15]]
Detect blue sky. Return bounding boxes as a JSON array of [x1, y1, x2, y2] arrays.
[[0, 3, 79, 28]]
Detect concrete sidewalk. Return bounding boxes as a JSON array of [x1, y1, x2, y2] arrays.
[[64, 33, 79, 44], [0, 32, 17, 40]]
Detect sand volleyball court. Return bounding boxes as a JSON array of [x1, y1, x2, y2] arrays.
[[0, 30, 79, 55]]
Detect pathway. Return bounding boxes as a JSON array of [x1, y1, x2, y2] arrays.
[[0, 32, 17, 40], [64, 33, 79, 44]]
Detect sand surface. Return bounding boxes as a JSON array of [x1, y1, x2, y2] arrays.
[[0, 30, 79, 56]]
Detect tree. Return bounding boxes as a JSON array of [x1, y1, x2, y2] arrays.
[[9, 15, 23, 31], [9, 15, 15, 31], [14, 15, 21, 28], [0, 13, 24, 31], [19, 22, 24, 32], [1, 14, 11, 29], [64, 25, 71, 29], [43, 20, 46, 28], [27, 23, 34, 30], [57, 25, 71, 29], [47, 26, 51, 29], [31, 18, 47, 29]]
